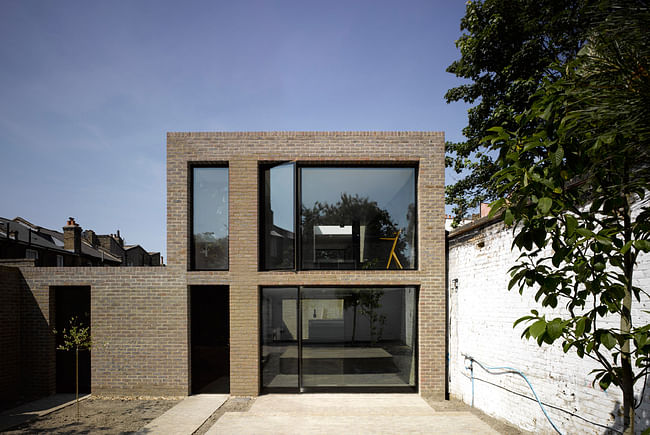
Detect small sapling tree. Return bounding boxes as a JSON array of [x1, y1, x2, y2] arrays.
[[55, 316, 92, 420]]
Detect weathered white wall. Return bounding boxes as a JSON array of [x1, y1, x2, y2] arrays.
[[448, 204, 650, 434]]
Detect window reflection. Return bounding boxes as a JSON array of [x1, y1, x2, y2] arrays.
[[301, 167, 416, 270], [261, 287, 299, 389], [192, 167, 228, 270], [261, 163, 295, 270], [260, 286, 417, 390]]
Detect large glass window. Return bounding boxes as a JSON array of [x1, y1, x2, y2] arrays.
[[301, 167, 416, 270], [260, 165, 417, 271], [261, 163, 295, 270], [192, 166, 228, 270], [260, 286, 417, 392]]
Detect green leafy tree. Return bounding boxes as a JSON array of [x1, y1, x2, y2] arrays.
[[486, 2, 650, 432], [445, 0, 591, 222], [55, 316, 92, 420]]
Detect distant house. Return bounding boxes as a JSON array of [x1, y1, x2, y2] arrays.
[[0, 216, 161, 267], [125, 244, 153, 266]]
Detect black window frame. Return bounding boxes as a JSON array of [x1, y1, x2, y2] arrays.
[[258, 161, 297, 271], [189, 163, 230, 271], [259, 162, 418, 272], [259, 285, 419, 394]]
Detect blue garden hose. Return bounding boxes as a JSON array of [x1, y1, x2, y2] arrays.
[[463, 354, 563, 435]]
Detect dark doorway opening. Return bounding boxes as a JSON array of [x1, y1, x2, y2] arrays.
[[54, 286, 91, 394], [190, 285, 229, 394]]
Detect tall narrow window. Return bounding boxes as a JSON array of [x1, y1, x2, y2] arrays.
[[301, 167, 416, 270], [192, 166, 228, 270], [261, 162, 295, 270]]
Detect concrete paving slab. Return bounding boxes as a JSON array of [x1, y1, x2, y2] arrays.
[[208, 414, 501, 435], [207, 394, 502, 434], [248, 393, 437, 416], [136, 394, 228, 435], [0, 394, 89, 432]]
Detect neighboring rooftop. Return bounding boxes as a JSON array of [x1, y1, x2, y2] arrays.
[[0, 216, 162, 267]]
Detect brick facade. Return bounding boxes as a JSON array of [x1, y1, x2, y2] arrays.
[[0, 131, 446, 401], [167, 132, 446, 397]]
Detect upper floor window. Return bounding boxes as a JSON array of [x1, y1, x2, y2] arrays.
[[261, 164, 417, 271], [191, 166, 228, 270], [261, 162, 295, 270]]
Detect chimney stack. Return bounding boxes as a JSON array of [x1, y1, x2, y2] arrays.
[[63, 217, 82, 254], [480, 202, 492, 218], [83, 229, 99, 247]]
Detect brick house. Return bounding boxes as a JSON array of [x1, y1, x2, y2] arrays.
[[0, 132, 445, 407]]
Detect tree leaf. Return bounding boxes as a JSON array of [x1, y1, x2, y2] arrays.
[[538, 197, 553, 215], [547, 319, 564, 341], [504, 208, 514, 226], [601, 332, 617, 350], [620, 241, 633, 254], [529, 319, 547, 338], [576, 228, 593, 238], [565, 215, 578, 237], [576, 317, 586, 337], [634, 240, 650, 252]]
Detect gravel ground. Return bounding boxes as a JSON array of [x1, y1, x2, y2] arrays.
[[3, 396, 181, 434]]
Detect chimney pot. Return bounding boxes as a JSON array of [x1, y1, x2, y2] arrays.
[[63, 217, 82, 254]]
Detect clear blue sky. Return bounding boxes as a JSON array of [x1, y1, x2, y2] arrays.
[[0, 0, 471, 261]]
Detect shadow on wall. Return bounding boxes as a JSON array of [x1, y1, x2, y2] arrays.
[[606, 375, 650, 434], [0, 266, 54, 411]]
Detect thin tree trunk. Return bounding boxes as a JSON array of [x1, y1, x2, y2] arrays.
[[621, 166, 634, 435], [76, 347, 79, 421]]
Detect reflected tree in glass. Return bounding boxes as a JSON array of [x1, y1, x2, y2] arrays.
[[300, 167, 416, 270], [302, 193, 407, 269], [193, 167, 228, 270]]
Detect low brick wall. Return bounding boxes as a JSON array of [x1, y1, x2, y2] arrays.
[[16, 266, 188, 398]]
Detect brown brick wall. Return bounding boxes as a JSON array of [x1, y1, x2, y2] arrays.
[[16, 267, 187, 397], [167, 132, 446, 397], [0, 266, 23, 407]]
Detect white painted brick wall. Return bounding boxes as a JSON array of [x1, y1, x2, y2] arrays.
[[448, 199, 650, 434]]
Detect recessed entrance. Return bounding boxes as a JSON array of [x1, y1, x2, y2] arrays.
[[190, 285, 229, 394], [261, 286, 417, 393], [54, 286, 91, 394]]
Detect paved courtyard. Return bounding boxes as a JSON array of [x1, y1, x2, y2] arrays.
[[2, 393, 524, 434], [205, 394, 505, 435]]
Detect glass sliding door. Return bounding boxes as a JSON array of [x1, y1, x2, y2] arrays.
[[260, 286, 417, 392], [261, 287, 299, 391], [301, 287, 416, 390]]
